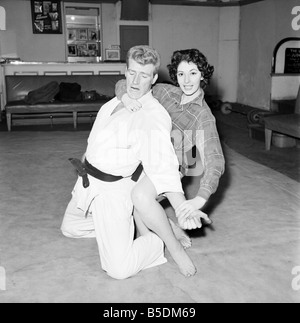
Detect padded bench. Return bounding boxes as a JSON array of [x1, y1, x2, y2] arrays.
[[4, 74, 125, 131]]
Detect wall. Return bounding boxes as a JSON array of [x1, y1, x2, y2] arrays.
[[0, 0, 65, 61], [3, 0, 282, 104], [238, 0, 300, 110], [151, 4, 220, 94], [0, 0, 117, 62], [217, 6, 240, 102], [0, 1, 222, 95]]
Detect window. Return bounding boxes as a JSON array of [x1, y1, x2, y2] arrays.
[[64, 3, 102, 63]]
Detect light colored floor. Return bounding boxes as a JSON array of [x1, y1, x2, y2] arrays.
[[0, 130, 299, 303]]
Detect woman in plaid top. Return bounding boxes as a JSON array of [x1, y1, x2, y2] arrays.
[[116, 49, 225, 245]]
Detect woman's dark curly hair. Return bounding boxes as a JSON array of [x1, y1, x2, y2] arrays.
[[167, 49, 214, 89]]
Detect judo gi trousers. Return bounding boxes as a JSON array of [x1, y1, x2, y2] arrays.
[[61, 176, 167, 280]]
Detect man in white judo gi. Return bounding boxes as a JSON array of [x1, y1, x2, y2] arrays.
[[61, 46, 205, 279]]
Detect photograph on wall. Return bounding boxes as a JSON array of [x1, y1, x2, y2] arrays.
[[34, 1, 43, 13], [67, 44, 77, 57], [88, 29, 97, 41], [43, 1, 51, 14], [77, 29, 88, 41], [67, 28, 77, 41], [77, 43, 89, 57], [33, 20, 44, 33], [31, 0, 62, 34], [87, 43, 98, 57], [105, 49, 120, 61]]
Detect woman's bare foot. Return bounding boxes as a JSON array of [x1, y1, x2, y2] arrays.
[[169, 219, 192, 249], [169, 241, 197, 277]]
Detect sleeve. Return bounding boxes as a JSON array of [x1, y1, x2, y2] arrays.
[[115, 78, 127, 100], [152, 83, 168, 102], [132, 109, 184, 196], [152, 83, 181, 107], [195, 105, 225, 200]]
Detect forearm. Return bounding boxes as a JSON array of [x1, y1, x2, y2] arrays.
[[196, 115, 225, 200], [198, 155, 225, 200], [165, 192, 186, 211], [115, 79, 127, 100]]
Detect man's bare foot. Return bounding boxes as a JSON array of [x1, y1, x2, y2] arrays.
[[169, 219, 192, 249], [169, 241, 197, 277]]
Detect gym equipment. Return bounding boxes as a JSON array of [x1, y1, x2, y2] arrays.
[[220, 102, 274, 125]]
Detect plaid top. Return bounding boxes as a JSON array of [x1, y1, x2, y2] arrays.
[[116, 80, 225, 200], [152, 84, 225, 200]]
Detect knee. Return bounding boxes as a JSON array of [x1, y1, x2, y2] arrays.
[[106, 264, 133, 280], [131, 186, 155, 211], [107, 270, 131, 280], [60, 225, 77, 238], [60, 220, 72, 237]]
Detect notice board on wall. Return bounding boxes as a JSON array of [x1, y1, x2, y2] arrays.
[[31, 0, 62, 34], [284, 48, 300, 74]]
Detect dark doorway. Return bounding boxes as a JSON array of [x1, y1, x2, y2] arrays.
[[120, 25, 149, 61]]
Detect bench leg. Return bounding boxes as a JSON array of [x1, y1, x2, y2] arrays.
[[6, 113, 11, 132], [265, 128, 272, 150], [73, 112, 77, 130]]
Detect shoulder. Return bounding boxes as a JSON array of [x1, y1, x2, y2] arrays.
[[192, 100, 216, 127], [96, 97, 118, 117], [144, 96, 171, 119], [134, 96, 172, 129], [202, 99, 216, 119], [153, 83, 182, 95]]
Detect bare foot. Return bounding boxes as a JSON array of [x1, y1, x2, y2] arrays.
[[169, 219, 192, 249], [169, 241, 197, 278]]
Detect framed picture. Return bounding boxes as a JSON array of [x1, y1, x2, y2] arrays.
[[88, 29, 97, 41], [68, 44, 77, 57], [67, 28, 77, 41], [105, 49, 120, 61], [77, 43, 88, 57], [31, 0, 62, 34], [77, 29, 88, 41], [111, 45, 120, 50], [87, 43, 98, 57]]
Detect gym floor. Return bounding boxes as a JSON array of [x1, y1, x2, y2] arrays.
[[0, 104, 299, 303]]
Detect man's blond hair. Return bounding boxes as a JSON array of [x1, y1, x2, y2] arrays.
[[126, 45, 161, 75]]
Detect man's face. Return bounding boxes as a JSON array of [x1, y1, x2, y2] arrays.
[[125, 58, 158, 100]]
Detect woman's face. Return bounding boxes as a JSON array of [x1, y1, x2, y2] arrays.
[[177, 61, 203, 99]]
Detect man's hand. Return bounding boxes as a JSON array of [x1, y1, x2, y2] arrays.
[[122, 93, 142, 112], [175, 196, 207, 219], [178, 209, 212, 230]]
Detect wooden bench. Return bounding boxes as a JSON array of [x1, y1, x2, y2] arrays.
[[4, 74, 125, 131]]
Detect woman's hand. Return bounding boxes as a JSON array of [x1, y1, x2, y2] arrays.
[[175, 196, 207, 219], [122, 94, 142, 112]]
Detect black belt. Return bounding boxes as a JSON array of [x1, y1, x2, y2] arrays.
[[68, 158, 143, 188]]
